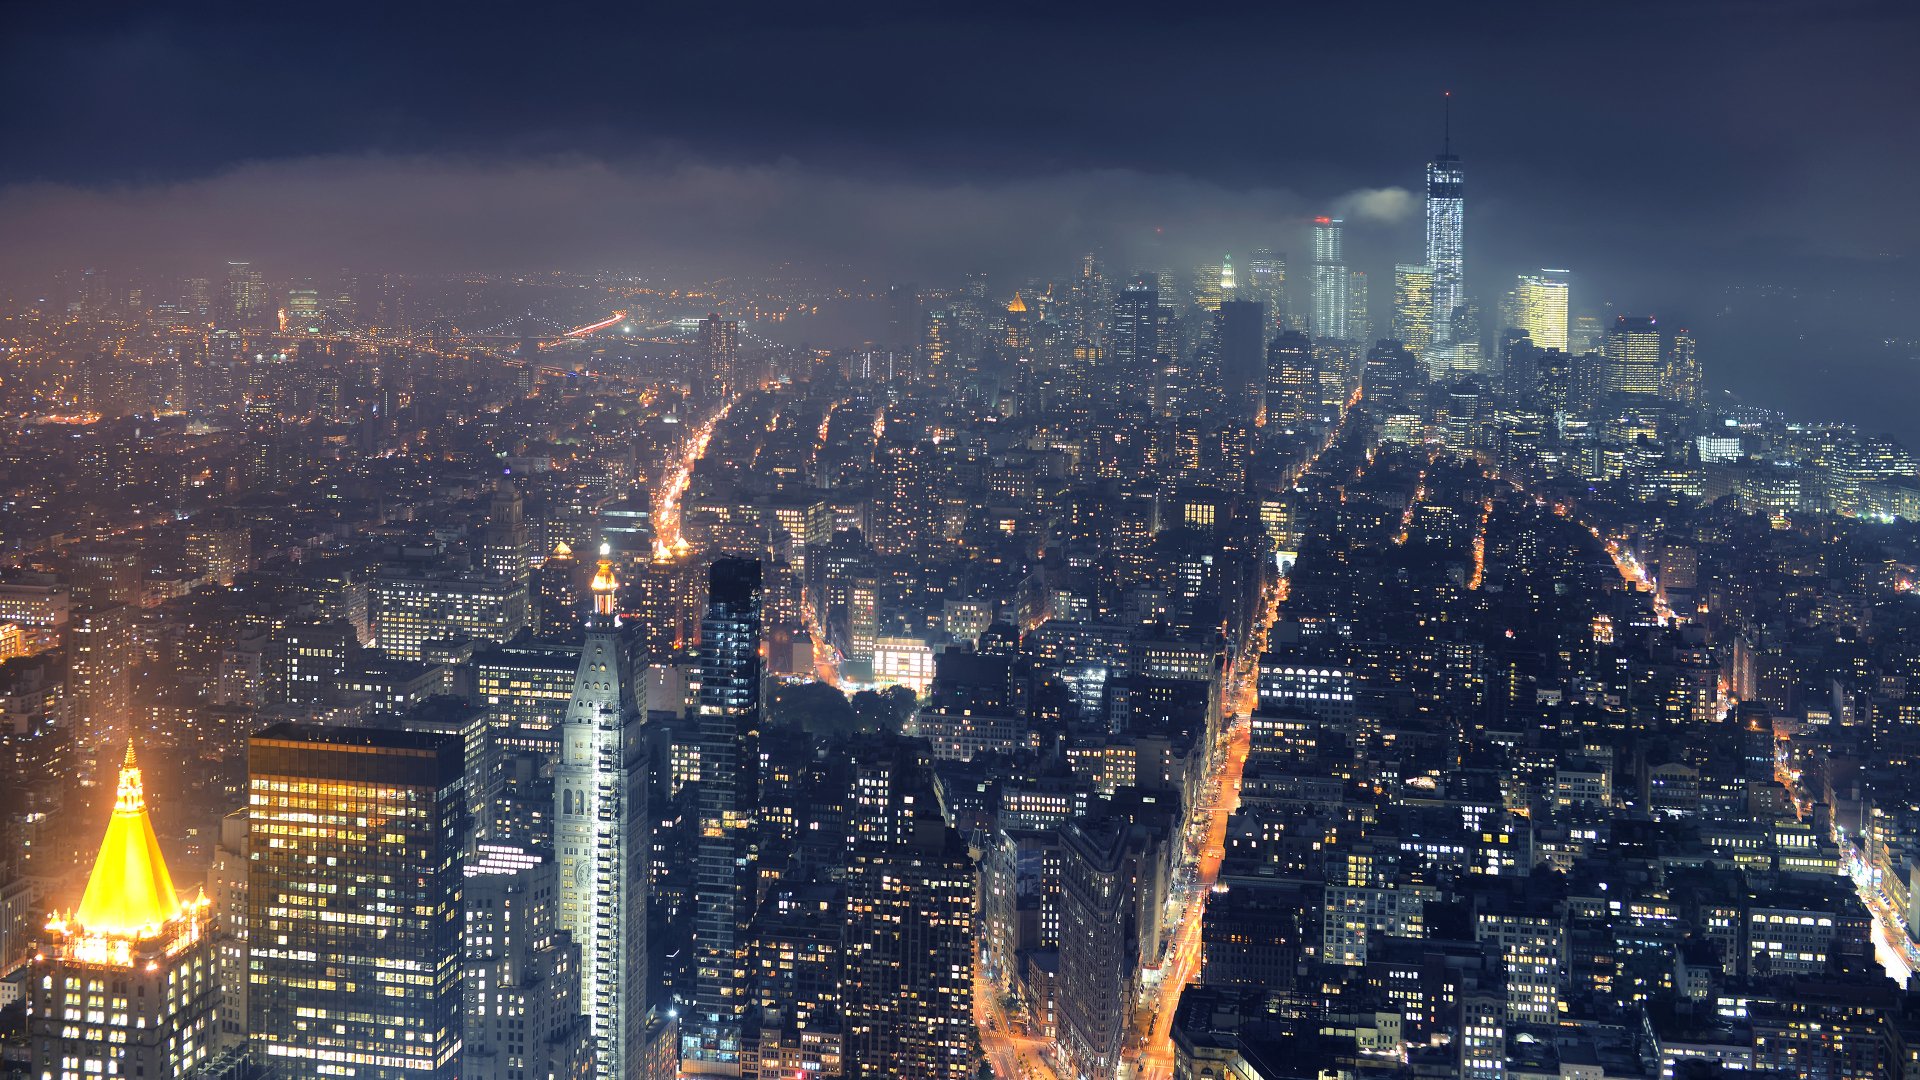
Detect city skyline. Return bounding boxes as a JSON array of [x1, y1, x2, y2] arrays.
[[5, 7, 1920, 1080]]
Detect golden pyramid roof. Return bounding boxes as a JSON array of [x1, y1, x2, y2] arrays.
[[74, 743, 181, 938]]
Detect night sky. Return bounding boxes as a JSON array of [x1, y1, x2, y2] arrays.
[[4, 1, 1916, 436]]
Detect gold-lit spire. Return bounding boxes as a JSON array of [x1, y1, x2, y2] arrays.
[[1007, 292, 1027, 314], [552, 539, 574, 559], [591, 542, 618, 618], [73, 742, 181, 938]]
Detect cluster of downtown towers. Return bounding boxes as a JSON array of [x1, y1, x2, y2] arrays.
[[233, 554, 975, 1080]]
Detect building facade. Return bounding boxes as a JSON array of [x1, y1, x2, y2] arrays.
[[553, 553, 648, 1079], [246, 724, 466, 1080]]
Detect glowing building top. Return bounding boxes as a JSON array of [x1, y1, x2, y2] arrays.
[[45, 742, 209, 967], [31, 741, 217, 1080], [592, 543, 619, 619], [74, 744, 181, 938]]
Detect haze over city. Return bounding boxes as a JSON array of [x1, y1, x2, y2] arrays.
[[4, 1, 1918, 436]]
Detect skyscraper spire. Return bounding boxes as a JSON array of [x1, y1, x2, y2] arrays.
[[590, 541, 619, 621], [74, 740, 182, 937], [1424, 95, 1467, 362]]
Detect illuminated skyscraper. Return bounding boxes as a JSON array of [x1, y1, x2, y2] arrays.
[[1058, 813, 1149, 1080], [869, 440, 934, 557], [1002, 294, 1035, 412], [285, 285, 322, 331], [1363, 340, 1422, 417], [185, 526, 251, 588], [1512, 270, 1570, 352], [1445, 380, 1486, 454], [368, 569, 530, 660], [843, 737, 975, 1080], [698, 314, 741, 400], [1110, 278, 1161, 405], [1310, 217, 1349, 341], [184, 278, 212, 321], [686, 559, 762, 1073], [752, 904, 847, 1079], [479, 477, 532, 587], [226, 261, 266, 326], [1603, 315, 1663, 396], [1265, 330, 1318, 428], [1247, 249, 1287, 327], [471, 643, 576, 850], [1665, 329, 1702, 406], [1391, 264, 1435, 353], [1346, 269, 1371, 346], [1424, 102, 1466, 345], [30, 745, 217, 1080], [922, 308, 953, 381], [535, 541, 585, 641], [554, 550, 648, 1080], [1193, 258, 1228, 313], [1002, 293, 1031, 356], [247, 724, 466, 1080], [1061, 338, 1101, 425]]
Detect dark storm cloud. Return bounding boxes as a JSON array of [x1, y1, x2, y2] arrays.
[[2, 0, 1917, 435], [4, 0, 1914, 265]]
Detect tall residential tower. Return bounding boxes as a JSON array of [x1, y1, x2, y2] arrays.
[[686, 558, 764, 1074]]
